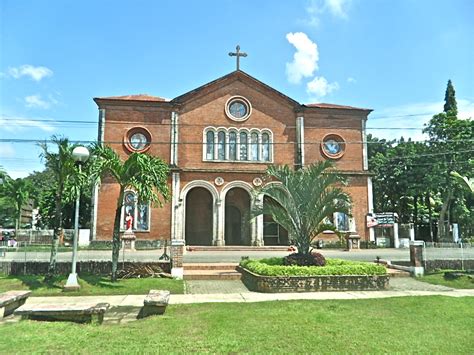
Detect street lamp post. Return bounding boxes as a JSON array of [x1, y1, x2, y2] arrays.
[[64, 146, 90, 291]]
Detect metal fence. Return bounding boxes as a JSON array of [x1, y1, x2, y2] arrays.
[[423, 242, 474, 271], [0, 240, 170, 264]]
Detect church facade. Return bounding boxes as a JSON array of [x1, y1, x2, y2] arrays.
[[91, 70, 374, 246]]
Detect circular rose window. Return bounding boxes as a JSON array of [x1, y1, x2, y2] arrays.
[[124, 127, 152, 153], [321, 134, 345, 159], [225, 96, 252, 121]]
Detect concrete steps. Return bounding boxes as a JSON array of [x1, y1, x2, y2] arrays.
[[183, 263, 242, 280], [386, 268, 411, 278], [186, 246, 291, 252]]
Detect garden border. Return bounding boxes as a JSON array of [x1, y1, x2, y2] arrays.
[[238, 266, 389, 293]]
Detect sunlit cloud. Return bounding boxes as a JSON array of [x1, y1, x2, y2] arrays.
[[8, 65, 53, 81]]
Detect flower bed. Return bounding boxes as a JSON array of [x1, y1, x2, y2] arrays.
[[239, 258, 389, 293]]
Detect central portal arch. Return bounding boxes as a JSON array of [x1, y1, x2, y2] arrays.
[[224, 187, 251, 245]]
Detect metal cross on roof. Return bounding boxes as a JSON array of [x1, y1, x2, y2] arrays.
[[228, 45, 247, 71]]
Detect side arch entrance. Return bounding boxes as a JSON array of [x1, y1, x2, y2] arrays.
[[185, 187, 213, 245]]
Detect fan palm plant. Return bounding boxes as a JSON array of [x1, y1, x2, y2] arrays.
[[254, 161, 351, 255], [91, 145, 170, 281]]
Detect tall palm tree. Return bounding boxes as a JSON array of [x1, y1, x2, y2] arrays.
[[254, 161, 351, 255], [91, 145, 170, 281], [39, 136, 78, 280], [0, 174, 33, 230]]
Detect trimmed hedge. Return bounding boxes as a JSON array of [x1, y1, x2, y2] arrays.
[[240, 257, 386, 277]]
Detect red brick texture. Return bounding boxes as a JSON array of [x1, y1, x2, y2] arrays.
[[94, 71, 372, 242]]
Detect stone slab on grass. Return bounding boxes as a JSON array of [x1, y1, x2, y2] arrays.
[[14, 302, 110, 324], [140, 290, 170, 317], [0, 290, 31, 318]]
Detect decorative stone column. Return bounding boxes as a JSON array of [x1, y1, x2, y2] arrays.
[[251, 194, 264, 246], [215, 198, 224, 246], [171, 239, 185, 279], [409, 241, 424, 277]]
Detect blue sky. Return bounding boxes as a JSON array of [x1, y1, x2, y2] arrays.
[[1, 0, 473, 178]]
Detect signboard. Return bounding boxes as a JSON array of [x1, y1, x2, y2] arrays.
[[367, 213, 397, 228]]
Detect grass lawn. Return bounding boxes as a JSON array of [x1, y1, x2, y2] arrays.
[[0, 274, 184, 296], [1, 296, 473, 353], [420, 271, 474, 289]]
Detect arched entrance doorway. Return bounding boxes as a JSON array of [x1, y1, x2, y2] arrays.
[[225, 187, 251, 245], [185, 187, 213, 245]]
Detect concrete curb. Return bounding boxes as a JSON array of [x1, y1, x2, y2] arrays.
[[24, 289, 474, 308]]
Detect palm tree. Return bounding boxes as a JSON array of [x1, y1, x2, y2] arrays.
[[91, 145, 170, 281], [0, 173, 33, 230], [254, 161, 351, 255], [39, 136, 78, 280]]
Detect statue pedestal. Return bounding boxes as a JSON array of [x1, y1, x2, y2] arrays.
[[121, 230, 136, 251]]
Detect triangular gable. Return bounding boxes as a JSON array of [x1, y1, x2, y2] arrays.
[[171, 70, 301, 108]]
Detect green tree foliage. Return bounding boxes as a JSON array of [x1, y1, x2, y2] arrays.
[[423, 80, 473, 241], [253, 162, 351, 255], [444, 79, 457, 115], [369, 80, 473, 242], [91, 145, 170, 281], [39, 136, 83, 279], [0, 171, 33, 230]]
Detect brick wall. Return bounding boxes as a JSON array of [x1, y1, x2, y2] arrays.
[[95, 71, 371, 243]]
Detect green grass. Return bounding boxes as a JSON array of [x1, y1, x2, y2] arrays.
[[420, 271, 474, 289], [0, 274, 184, 296], [0, 297, 473, 353]]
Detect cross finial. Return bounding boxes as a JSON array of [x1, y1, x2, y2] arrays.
[[228, 45, 247, 71]]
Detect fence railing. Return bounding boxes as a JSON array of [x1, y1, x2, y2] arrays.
[[423, 242, 474, 271]]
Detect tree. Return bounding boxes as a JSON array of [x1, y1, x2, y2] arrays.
[[91, 145, 170, 281], [0, 173, 33, 230], [253, 161, 351, 255], [39, 136, 79, 280], [423, 80, 473, 241], [444, 79, 457, 115]]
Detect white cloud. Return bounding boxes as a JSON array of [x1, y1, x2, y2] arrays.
[[0, 143, 15, 158], [8, 65, 53, 81], [325, 0, 351, 18], [347, 77, 356, 83], [0, 114, 56, 132], [304, 0, 352, 26], [307, 76, 339, 97], [285, 32, 319, 84], [25, 95, 51, 109], [367, 99, 474, 141]]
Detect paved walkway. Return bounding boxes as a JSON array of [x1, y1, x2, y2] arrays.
[[2, 278, 473, 325]]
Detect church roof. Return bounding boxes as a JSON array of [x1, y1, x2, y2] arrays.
[[171, 70, 300, 107], [95, 94, 169, 102], [304, 103, 372, 112]]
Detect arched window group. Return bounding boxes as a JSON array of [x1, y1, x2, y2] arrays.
[[122, 191, 150, 231], [204, 128, 272, 162]]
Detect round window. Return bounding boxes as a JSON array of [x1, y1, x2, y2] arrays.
[[124, 127, 152, 153], [225, 96, 252, 121], [321, 134, 345, 159]]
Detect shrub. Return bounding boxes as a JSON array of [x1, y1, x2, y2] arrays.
[[240, 257, 386, 277], [283, 252, 326, 266]]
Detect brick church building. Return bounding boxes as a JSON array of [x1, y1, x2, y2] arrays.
[[91, 69, 374, 246]]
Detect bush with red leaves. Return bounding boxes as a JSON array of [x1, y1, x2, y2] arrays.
[[283, 252, 326, 267]]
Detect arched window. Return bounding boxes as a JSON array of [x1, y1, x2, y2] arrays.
[[240, 132, 248, 160], [229, 131, 237, 160], [262, 132, 270, 161], [250, 132, 259, 161], [217, 131, 226, 160], [206, 131, 215, 160], [122, 191, 149, 231]]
